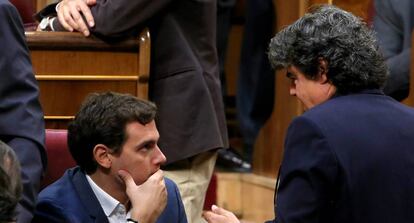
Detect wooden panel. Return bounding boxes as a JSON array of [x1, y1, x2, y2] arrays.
[[38, 81, 137, 116], [334, 0, 371, 22], [216, 173, 276, 222], [31, 51, 138, 75], [253, 0, 305, 178], [27, 30, 150, 128]]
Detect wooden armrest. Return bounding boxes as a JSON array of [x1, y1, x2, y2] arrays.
[[25, 31, 139, 51]]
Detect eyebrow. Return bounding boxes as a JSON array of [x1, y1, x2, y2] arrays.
[[136, 139, 157, 149], [286, 72, 295, 79]]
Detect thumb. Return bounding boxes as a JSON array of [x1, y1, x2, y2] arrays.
[[118, 169, 135, 187], [211, 205, 227, 215]]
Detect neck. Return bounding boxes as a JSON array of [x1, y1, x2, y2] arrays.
[[89, 170, 129, 206]]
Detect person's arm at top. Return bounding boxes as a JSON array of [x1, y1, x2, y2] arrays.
[[51, 0, 174, 38]]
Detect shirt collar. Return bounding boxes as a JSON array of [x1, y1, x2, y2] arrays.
[[85, 174, 122, 217]]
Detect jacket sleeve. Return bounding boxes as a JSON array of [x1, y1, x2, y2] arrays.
[[273, 116, 338, 223], [42, 0, 175, 38], [373, 0, 411, 100], [0, 1, 46, 222]]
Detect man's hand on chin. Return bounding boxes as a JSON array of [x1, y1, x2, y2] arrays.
[[118, 169, 167, 223]]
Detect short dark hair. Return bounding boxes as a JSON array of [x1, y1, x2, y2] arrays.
[[268, 5, 387, 94], [0, 140, 21, 222], [68, 92, 157, 174]]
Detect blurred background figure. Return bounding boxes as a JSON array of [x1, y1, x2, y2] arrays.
[[0, 140, 22, 223], [373, 0, 413, 101], [216, 0, 275, 171]]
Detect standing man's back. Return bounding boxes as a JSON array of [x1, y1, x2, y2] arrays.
[[283, 91, 414, 222]]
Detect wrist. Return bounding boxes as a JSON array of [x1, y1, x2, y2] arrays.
[[127, 218, 138, 223]]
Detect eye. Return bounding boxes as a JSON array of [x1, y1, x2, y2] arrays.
[[139, 142, 155, 152], [286, 72, 296, 80]]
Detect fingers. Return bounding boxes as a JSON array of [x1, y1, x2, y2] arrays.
[[56, 0, 94, 36], [202, 211, 227, 223], [77, 0, 95, 29], [211, 205, 229, 216], [118, 169, 135, 188], [57, 5, 74, 32], [202, 205, 240, 223], [86, 0, 97, 5]]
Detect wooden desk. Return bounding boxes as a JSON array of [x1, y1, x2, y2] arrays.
[[26, 30, 150, 128]]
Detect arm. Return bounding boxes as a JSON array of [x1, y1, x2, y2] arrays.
[[373, 0, 411, 100], [274, 116, 338, 223], [50, 0, 174, 38], [0, 1, 46, 222]]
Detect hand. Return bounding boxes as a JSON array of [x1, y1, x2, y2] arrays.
[[203, 205, 240, 223], [56, 0, 97, 36], [118, 169, 167, 223]]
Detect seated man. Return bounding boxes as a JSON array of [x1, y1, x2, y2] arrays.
[[0, 140, 22, 222], [33, 92, 187, 223]]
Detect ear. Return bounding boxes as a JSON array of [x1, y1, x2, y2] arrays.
[[93, 144, 112, 169], [317, 58, 329, 84]]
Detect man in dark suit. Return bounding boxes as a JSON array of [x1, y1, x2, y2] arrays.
[[0, 1, 46, 222], [204, 5, 414, 223], [36, 1, 227, 222], [373, 0, 413, 101], [33, 92, 187, 223]]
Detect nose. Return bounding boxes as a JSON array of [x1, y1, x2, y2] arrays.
[[154, 145, 167, 165]]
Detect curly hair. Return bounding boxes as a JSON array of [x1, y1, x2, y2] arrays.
[[0, 140, 21, 222], [68, 92, 157, 174], [268, 5, 388, 94]]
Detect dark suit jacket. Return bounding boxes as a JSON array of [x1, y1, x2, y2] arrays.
[[0, 1, 46, 222], [37, 0, 228, 164], [267, 90, 414, 223], [374, 0, 414, 101], [32, 167, 187, 223]]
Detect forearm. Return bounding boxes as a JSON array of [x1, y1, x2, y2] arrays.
[[46, 0, 173, 38]]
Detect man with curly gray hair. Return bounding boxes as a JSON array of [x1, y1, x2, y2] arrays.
[[204, 5, 414, 223]]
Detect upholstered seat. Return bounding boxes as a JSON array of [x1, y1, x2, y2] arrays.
[[9, 0, 37, 30]]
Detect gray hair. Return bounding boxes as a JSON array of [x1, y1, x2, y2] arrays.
[[268, 5, 387, 94], [0, 140, 22, 222]]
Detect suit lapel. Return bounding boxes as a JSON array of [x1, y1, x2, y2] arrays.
[[71, 168, 110, 223]]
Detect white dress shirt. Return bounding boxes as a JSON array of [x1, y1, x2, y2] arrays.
[[86, 175, 132, 223]]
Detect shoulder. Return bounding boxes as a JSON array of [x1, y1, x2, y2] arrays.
[[37, 167, 83, 208], [164, 177, 181, 198], [34, 168, 90, 222], [159, 177, 187, 222]]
